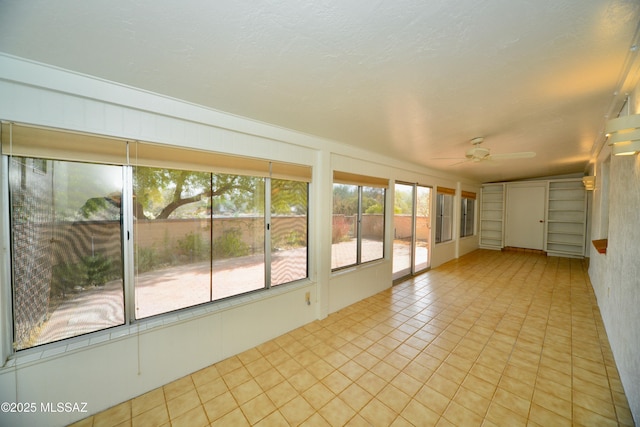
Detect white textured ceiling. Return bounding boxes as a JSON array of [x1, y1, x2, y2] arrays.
[[1, 0, 639, 182]]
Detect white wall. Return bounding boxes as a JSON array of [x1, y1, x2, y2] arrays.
[[587, 90, 640, 424], [0, 54, 479, 426]]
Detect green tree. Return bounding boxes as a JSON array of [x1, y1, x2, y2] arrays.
[[363, 187, 384, 214], [394, 187, 413, 214], [332, 184, 358, 215], [82, 166, 307, 221]]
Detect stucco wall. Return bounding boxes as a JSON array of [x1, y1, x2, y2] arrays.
[[592, 153, 640, 423], [588, 87, 640, 423]]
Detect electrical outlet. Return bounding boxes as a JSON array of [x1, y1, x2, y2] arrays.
[[305, 291, 311, 306]]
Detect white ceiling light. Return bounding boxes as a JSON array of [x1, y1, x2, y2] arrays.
[[582, 175, 595, 190]]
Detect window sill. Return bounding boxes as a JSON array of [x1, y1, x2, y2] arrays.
[[331, 258, 386, 277], [435, 240, 455, 246]]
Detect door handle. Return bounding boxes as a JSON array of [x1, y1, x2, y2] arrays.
[[539, 220, 544, 223]]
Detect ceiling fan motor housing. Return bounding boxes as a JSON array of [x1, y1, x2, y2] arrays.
[[466, 146, 491, 161]]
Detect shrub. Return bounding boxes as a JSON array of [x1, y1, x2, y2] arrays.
[[213, 228, 250, 258], [177, 231, 211, 262], [136, 246, 158, 273], [52, 262, 85, 298], [83, 254, 114, 287], [274, 230, 306, 250], [52, 253, 118, 297], [289, 230, 306, 247]]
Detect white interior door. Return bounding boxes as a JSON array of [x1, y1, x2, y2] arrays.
[[505, 183, 546, 250]]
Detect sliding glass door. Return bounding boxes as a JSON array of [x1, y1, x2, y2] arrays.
[[392, 183, 414, 280], [392, 182, 432, 281]]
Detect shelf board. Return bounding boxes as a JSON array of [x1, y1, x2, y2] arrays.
[[547, 241, 583, 247], [547, 231, 584, 235], [546, 245, 584, 251], [547, 251, 584, 258]]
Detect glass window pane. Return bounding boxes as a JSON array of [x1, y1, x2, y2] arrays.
[[271, 179, 308, 286], [332, 184, 358, 269], [466, 199, 475, 236], [133, 167, 212, 318], [460, 199, 467, 237], [460, 198, 475, 237], [436, 193, 454, 243], [442, 194, 453, 242], [212, 174, 265, 299], [361, 186, 385, 263], [10, 158, 124, 350]]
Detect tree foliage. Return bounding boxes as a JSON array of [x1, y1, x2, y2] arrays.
[[332, 184, 384, 216], [79, 166, 308, 221], [271, 179, 308, 215], [332, 184, 358, 215], [363, 187, 384, 214], [133, 167, 261, 220], [394, 187, 413, 214]]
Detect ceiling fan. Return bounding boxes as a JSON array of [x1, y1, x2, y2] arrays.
[[445, 137, 536, 165]]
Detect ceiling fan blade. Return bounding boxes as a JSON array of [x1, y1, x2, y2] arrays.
[[449, 159, 471, 166], [482, 159, 501, 167], [489, 151, 536, 160]]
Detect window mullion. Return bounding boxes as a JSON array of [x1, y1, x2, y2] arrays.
[[466, 199, 470, 235], [265, 177, 272, 289], [123, 165, 135, 323], [210, 173, 214, 302], [465, 200, 469, 236], [0, 156, 14, 359], [464, 204, 467, 236], [356, 186, 363, 265]]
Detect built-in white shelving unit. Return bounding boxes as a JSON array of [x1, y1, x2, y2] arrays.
[[480, 178, 587, 258], [545, 179, 587, 257], [479, 183, 505, 249]]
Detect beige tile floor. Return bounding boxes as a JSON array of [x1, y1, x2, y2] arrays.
[[70, 250, 635, 426]]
